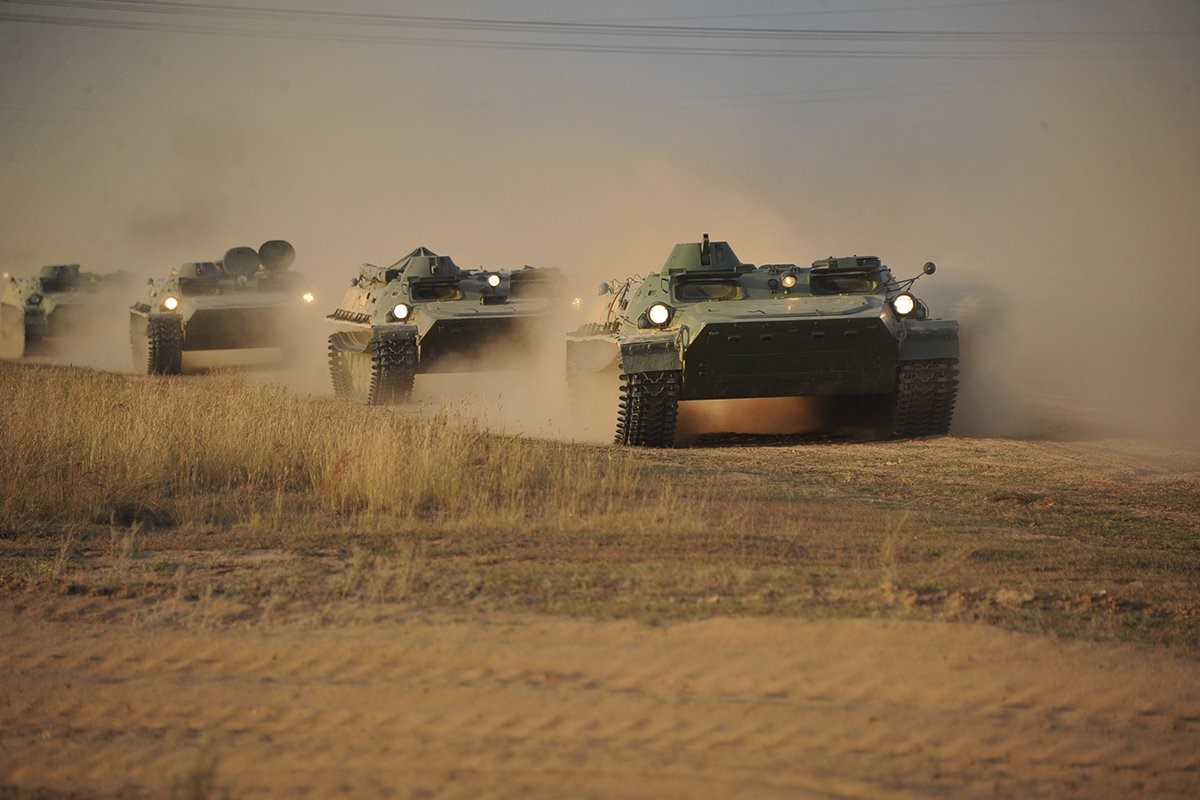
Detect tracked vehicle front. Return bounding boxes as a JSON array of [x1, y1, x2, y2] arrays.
[[566, 235, 959, 446], [2, 265, 133, 360], [327, 247, 562, 404], [129, 240, 314, 374]]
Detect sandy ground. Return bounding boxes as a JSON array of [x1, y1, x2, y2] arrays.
[[2, 599, 1198, 799]]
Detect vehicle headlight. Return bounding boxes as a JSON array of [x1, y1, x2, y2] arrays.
[[302, 291, 315, 303], [392, 302, 411, 321], [486, 273, 501, 288], [647, 302, 672, 326], [891, 293, 916, 316], [27, 293, 43, 306], [780, 273, 798, 289], [162, 296, 180, 311]]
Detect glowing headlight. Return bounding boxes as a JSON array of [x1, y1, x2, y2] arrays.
[[301, 291, 315, 303], [571, 297, 582, 309], [780, 273, 798, 289], [647, 302, 672, 326], [392, 302, 411, 321], [891, 293, 916, 316], [486, 273, 501, 288], [162, 296, 180, 311]]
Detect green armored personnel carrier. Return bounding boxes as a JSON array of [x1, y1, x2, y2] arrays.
[[129, 240, 314, 374], [566, 235, 959, 446], [1, 264, 133, 360], [327, 246, 563, 404]]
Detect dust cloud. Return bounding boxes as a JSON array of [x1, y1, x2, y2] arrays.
[[19, 296, 138, 374], [675, 398, 830, 443], [1, 2, 1197, 444]]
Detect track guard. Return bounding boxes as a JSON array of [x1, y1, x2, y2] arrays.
[[900, 319, 959, 361], [618, 334, 681, 375]]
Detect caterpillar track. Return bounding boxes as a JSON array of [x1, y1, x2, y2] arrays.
[[891, 358, 959, 438], [328, 332, 417, 405], [139, 316, 183, 375], [614, 370, 682, 447]]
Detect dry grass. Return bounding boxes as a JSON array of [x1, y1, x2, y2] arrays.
[[0, 363, 673, 536], [2, 362, 1199, 646]]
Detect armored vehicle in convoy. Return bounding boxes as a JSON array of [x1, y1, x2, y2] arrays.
[[327, 246, 562, 404], [129, 240, 314, 374], [566, 235, 959, 446], [1, 264, 133, 360]]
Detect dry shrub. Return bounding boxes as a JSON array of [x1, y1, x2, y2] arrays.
[[0, 364, 680, 534]]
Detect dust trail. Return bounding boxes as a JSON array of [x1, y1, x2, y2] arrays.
[[404, 317, 578, 441], [13, 273, 146, 374], [675, 398, 829, 443]]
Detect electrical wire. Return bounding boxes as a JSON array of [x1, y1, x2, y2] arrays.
[[0, 0, 1194, 59]]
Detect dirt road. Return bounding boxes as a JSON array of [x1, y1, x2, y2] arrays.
[[2, 600, 1197, 799]]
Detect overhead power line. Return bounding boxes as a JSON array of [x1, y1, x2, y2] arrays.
[[0, 0, 1194, 58]]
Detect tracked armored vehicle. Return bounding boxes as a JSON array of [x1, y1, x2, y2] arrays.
[[129, 240, 314, 374], [1, 265, 133, 360], [566, 235, 959, 447], [327, 247, 562, 404]]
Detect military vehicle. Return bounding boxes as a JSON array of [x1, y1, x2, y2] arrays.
[[327, 246, 563, 404], [1, 264, 133, 360], [566, 235, 959, 446], [129, 240, 313, 374]]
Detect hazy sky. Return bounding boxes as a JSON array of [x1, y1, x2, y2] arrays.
[[2, 1, 1198, 435]]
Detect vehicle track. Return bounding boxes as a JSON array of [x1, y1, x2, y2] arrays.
[[2, 608, 1197, 799]]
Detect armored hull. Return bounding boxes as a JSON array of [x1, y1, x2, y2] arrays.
[[327, 247, 562, 404], [566, 236, 959, 447], [129, 241, 314, 374]]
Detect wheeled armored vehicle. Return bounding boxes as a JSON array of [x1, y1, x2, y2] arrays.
[[129, 240, 313, 374], [327, 246, 563, 404], [1, 264, 133, 360], [566, 235, 959, 446]]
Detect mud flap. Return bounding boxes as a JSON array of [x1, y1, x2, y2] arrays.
[[900, 319, 959, 361], [618, 334, 681, 375]]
